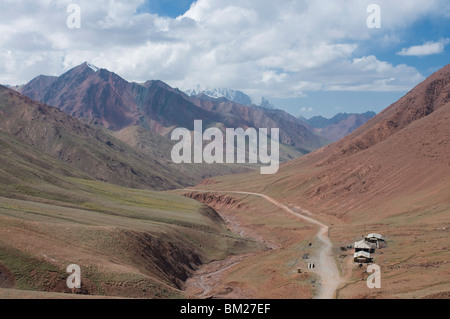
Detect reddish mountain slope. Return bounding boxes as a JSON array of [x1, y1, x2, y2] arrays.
[[207, 64, 450, 216], [17, 63, 325, 152], [0, 85, 188, 190], [15, 75, 57, 102], [310, 112, 376, 142], [33, 63, 141, 130], [199, 64, 450, 299], [190, 94, 326, 151]]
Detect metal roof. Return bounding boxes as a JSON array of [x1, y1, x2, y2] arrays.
[[354, 240, 373, 249], [367, 233, 384, 240], [354, 251, 371, 258]]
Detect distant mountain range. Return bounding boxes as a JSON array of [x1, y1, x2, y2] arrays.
[[185, 86, 276, 110], [8, 62, 381, 189], [15, 62, 328, 153], [4, 63, 329, 188], [305, 112, 376, 129], [300, 111, 377, 142], [184, 84, 375, 143]]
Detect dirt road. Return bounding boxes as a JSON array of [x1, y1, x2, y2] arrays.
[[185, 189, 342, 299]]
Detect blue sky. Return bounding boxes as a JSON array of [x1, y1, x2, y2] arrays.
[[277, 12, 450, 118], [136, 0, 195, 18], [271, 92, 406, 119], [0, 0, 449, 119], [367, 15, 450, 77]]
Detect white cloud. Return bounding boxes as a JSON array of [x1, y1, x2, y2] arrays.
[[397, 39, 450, 56], [325, 55, 425, 91], [300, 107, 314, 113], [0, 0, 449, 100]]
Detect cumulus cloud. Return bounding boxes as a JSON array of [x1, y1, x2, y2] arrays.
[[397, 39, 449, 56], [0, 0, 448, 100]]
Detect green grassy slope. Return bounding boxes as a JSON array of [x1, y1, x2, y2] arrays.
[[0, 167, 258, 297]]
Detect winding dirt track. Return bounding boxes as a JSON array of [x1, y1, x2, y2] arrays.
[[186, 189, 342, 299]]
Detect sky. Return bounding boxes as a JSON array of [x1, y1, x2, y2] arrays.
[[0, 0, 449, 118]]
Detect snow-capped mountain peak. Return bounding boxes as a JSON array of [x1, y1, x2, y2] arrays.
[[185, 86, 253, 105], [86, 63, 99, 72]]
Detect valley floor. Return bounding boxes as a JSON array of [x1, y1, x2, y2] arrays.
[[1, 181, 448, 299], [183, 189, 342, 299], [178, 188, 449, 299]]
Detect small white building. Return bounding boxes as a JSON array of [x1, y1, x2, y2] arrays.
[[366, 233, 384, 241], [353, 251, 373, 263], [354, 240, 376, 253], [365, 233, 385, 248]]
